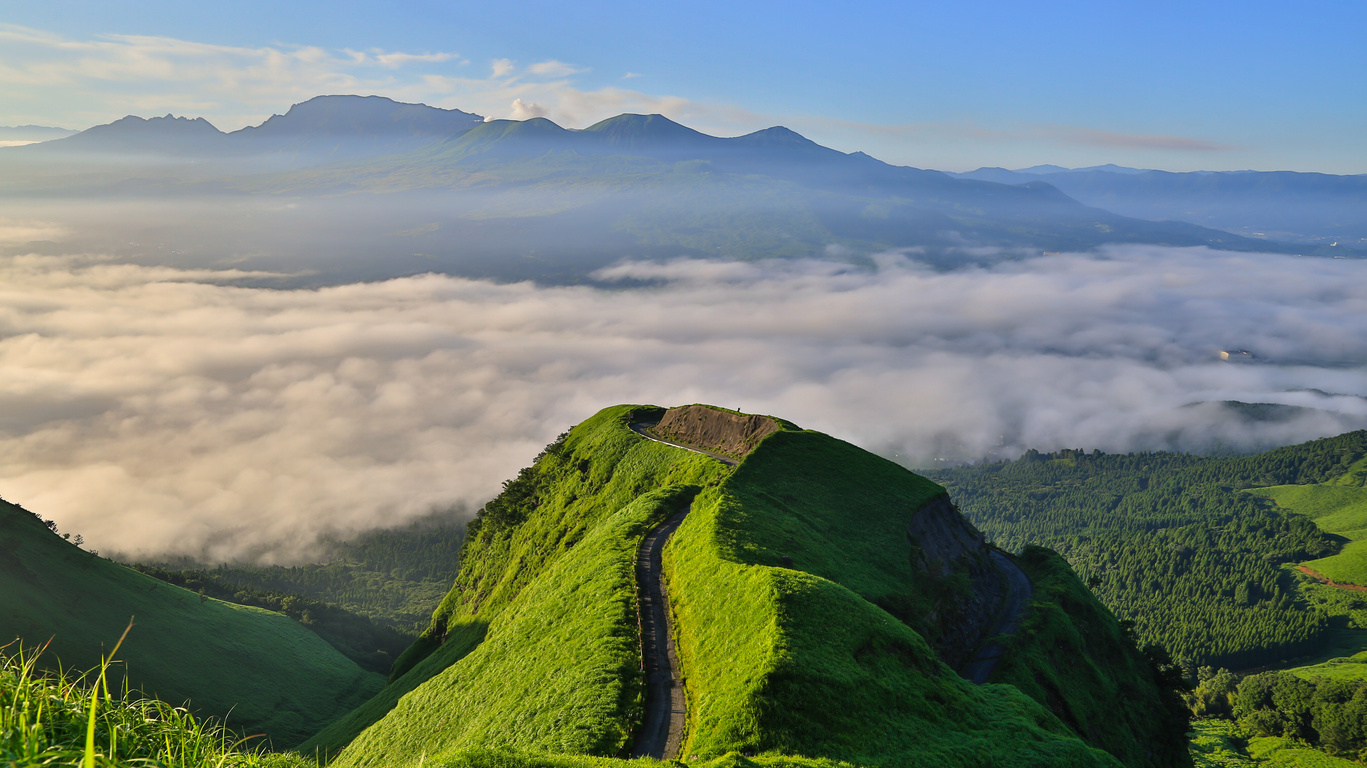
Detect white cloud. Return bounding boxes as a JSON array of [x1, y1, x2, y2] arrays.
[[507, 98, 548, 120], [0, 24, 769, 137], [527, 60, 583, 78], [0, 244, 1364, 563], [0, 24, 467, 129], [372, 51, 462, 68]]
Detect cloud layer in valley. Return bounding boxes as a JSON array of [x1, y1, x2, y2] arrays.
[[0, 244, 1364, 562]]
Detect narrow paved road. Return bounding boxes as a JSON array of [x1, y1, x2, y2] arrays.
[[627, 417, 742, 759], [961, 550, 1033, 685], [630, 505, 690, 760]]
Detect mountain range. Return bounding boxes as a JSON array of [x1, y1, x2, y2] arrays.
[[2, 95, 1357, 284]]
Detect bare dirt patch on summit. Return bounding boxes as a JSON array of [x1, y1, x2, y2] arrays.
[[652, 405, 781, 460]]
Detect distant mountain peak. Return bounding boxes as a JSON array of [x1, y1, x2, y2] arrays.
[[44, 112, 224, 153], [582, 113, 713, 149], [734, 125, 818, 146], [235, 94, 482, 139]]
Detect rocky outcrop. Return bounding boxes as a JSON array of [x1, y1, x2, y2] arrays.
[[651, 405, 781, 459], [906, 495, 1004, 669]]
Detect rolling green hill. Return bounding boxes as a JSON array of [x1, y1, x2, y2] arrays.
[[308, 404, 1185, 768], [0, 498, 384, 747]]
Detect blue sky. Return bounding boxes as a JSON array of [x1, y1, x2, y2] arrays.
[[2, 0, 1363, 172]]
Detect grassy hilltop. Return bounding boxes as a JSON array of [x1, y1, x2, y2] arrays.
[[311, 404, 1186, 768], [0, 498, 383, 746]]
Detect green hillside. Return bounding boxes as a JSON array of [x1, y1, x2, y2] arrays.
[[313, 404, 1183, 768], [0, 498, 384, 747], [1250, 459, 1367, 586]]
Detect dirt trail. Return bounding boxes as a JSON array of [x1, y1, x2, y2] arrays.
[[1297, 564, 1367, 593], [630, 505, 690, 760], [961, 550, 1033, 685]]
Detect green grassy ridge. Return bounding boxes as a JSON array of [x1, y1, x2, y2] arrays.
[[993, 546, 1192, 768], [665, 432, 1122, 767], [331, 487, 696, 768], [328, 405, 1173, 767], [0, 499, 383, 747], [1289, 650, 1367, 682], [304, 405, 729, 758]]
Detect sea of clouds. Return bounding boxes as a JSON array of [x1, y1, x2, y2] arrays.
[[0, 240, 1364, 562]]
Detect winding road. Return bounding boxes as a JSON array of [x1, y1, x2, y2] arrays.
[[962, 550, 1034, 685], [628, 420, 739, 760], [629, 505, 691, 760]]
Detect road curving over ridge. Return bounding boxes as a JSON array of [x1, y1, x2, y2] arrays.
[[629, 503, 691, 760], [628, 417, 738, 759]]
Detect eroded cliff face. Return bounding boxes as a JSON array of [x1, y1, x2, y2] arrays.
[[904, 495, 1004, 669], [650, 405, 781, 459]]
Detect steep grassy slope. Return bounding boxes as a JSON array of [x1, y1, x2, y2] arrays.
[[0, 499, 383, 746], [303, 405, 729, 758], [664, 439, 1114, 766], [321, 404, 1185, 767], [332, 486, 699, 766], [667, 426, 1178, 767]]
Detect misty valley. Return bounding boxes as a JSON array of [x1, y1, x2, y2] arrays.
[[2, 94, 1367, 768]]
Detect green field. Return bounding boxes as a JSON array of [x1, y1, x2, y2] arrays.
[[0, 499, 383, 747], [1251, 481, 1367, 586], [1289, 649, 1367, 682]]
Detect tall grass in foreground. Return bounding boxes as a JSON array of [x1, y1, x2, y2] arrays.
[[0, 636, 312, 767]]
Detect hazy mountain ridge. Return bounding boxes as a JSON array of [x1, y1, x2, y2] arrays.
[[955, 165, 1367, 249], [0, 94, 1353, 286]]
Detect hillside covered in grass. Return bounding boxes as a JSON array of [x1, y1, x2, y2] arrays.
[[312, 404, 1185, 768], [0, 498, 384, 747]]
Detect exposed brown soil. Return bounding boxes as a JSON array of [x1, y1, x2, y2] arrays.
[[1297, 564, 1367, 593], [651, 405, 780, 460]]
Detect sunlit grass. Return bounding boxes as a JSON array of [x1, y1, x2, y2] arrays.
[[0, 635, 313, 768]]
